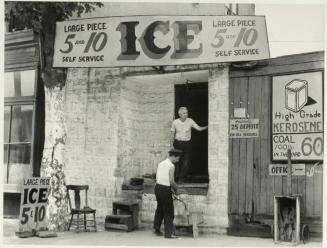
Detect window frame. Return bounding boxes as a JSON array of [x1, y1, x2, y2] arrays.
[[4, 66, 38, 186]]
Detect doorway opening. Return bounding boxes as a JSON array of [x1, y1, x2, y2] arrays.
[[174, 82, 208, 183]]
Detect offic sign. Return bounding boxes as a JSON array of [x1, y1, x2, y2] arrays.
[[53, 15, 269, 67], [269, 164, 305, 176]]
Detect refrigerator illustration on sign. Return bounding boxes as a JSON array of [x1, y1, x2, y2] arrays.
[[285, 79, 308, 112]]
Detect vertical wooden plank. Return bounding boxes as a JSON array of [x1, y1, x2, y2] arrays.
[[231, 78, 241, 214], [238, 77, 248, 215], [305, 164, 314, 217], [263, 76, 274, 216], [253, 76, 262, 216], [295, 196, 301, 244], [245, 77, 255, 214], [259, 76, 269, 214], [290, 150, 298, 196], [292, 176, 299, 195], [273, 175, 283, 195], [287, 148, 292, 195], [228, 78, 234, 214], [274, 197, 278, 242], [282, 175, 287, 196], [313, 169, 323, 217], [271, 74, 283, 198], [297, 165, 306, 216]]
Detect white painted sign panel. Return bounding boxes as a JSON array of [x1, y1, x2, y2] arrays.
[[230, 118, 259, 138], [234, 108, 246, 118], [19, 177, 50, 231], [272, 72, 323, 161], [269, 164, 305, 176], [53, 15, 269, 67]]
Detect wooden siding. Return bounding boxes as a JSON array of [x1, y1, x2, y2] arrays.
[[228, 51, 324, 230]]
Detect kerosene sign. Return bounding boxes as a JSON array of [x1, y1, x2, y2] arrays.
[[272, 72, 323, 161], [53, 15, 269, 67]]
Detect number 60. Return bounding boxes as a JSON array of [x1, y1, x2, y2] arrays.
[[301, 137, 323, 156]]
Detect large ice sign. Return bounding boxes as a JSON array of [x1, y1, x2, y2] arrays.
[[53, 15, 269, 67], [272, 72, 323, 161], [18, 177, 50, 232]]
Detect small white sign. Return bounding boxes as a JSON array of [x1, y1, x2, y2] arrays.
[[234, 108, 246, 118], [230, 118, 259, 138], [19, 177, 50, 231], [269, 164, 306, 176]]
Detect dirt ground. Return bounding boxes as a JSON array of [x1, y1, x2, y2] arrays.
[[2, 219, 323, 247]]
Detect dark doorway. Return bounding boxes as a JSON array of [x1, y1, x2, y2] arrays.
[[174, 82, 208, 183]]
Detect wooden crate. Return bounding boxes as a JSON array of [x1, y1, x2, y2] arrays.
[[274, 195, 301, 245]]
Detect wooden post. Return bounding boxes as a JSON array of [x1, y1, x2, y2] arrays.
[[273, 197, 279, 242], [287, 148, 292, 196], [295, 196, 301, 244]]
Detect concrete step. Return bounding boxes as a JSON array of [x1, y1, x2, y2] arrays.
[[107, 214, 132, 219], [105, 214, 134, 231]]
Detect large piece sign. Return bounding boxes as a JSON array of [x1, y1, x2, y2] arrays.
[[53, 15, 269, 67], [272, 72, 323, 161], [19, 177, 50, 231]]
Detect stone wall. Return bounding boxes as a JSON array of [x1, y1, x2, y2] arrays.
[[139, 67, 230, 233], [63, 67, 229, 233], [64, 70, 176, 219], [117, 75, 175, 180], [135, 77, 175, 176], [64, 68, 122, 219], [206, 65, 229, 233], [117, 79, 143, 181]]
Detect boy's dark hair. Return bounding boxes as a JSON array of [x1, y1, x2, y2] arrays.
[[168, 148, 183, 157]]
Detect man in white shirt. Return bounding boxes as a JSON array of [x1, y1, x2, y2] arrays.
[[171, 106, 208, 183], [153, 148, 182, 239]]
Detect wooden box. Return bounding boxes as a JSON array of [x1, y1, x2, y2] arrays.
[[274, 195, 301, 245]]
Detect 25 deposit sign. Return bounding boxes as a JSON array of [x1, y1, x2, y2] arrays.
[[53, 15, 269, 67]]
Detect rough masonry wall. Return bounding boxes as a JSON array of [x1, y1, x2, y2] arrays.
[[118, 75, 175, 180], [205, 65, 229, 233], [64, 70, 175, 220], [139, 68, 230, 233], [117, 80, 143, 181], [136, 79, 175, 176], [64, 68, 122, 219], [63, 67, 229, 232]]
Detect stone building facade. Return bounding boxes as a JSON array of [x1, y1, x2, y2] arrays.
[[4, 2, 258, 233], [62, 65, 230, 233], [46, 2, 243, 233]]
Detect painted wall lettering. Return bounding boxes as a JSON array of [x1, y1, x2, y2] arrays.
[[272, 72, 323, 160], [53, 15, 269, 67]]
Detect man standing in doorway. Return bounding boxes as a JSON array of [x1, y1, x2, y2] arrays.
[[154, 148, 182, 239], [171, 106, 208, 183]]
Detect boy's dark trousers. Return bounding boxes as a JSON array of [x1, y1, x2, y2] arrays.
[[153, 184, 174, 237]]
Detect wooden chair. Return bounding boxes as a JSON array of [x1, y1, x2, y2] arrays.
[[66, 185, 97, 232]]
